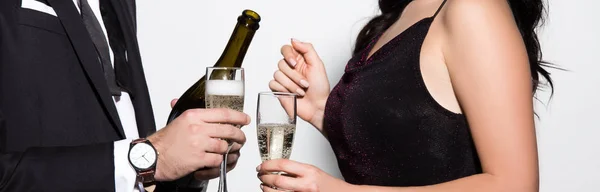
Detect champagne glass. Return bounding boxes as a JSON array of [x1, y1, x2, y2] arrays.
[[205, 67, 245, 192], [256, 92, 297, 173]]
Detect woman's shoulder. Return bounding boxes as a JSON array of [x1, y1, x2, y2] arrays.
[[439, 0, 514, 28], [437, 0, 522, 48], [436, 0, 529, 72]]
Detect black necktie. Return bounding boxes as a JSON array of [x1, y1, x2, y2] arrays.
[[79, 0, 124, 96]]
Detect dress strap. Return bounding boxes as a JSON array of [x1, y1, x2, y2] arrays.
[[432, 0, 448, 19]]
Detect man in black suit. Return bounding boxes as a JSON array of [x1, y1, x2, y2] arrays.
[[0, 0, 246, 191]]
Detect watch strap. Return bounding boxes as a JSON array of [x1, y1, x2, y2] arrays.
[[138, 169, 155, 184], [131, 138, 148, 145]]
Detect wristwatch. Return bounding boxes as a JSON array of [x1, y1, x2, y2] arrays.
[[128, 138, 158, 184]]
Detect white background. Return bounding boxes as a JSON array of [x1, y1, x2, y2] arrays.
[[136, 0, 600, 191]]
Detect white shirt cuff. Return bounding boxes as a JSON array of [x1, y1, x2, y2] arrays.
[[114, 139, 141, 192]]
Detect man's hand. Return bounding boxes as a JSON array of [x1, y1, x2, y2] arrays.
[[148, 104, 250, 181], [170, 99, 245, 180]]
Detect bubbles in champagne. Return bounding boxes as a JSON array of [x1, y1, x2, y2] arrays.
[[257, 123, 296, 161]]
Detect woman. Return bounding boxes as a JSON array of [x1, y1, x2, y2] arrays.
[[258, 0, 553, 191]]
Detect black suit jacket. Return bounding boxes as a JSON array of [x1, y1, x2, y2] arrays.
[[0, 0, 156, 191]]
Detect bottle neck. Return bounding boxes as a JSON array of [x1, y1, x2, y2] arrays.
[[215, 23, 256, 68]]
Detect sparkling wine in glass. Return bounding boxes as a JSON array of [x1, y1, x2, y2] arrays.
[[205, 67, 245, 192], [256, 92, 297, 165]]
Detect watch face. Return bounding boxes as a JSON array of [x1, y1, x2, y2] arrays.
[[129, 143, 157, 170]]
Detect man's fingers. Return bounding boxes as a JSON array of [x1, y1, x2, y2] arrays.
[[192, 154, 239, 180], [205, 138, 230, 154], [194, 168, 220, 180], [229, 142, 243, 153], [206, 124, 247, 145], [227, 152, 240, 164], [184, 108, 250, 126], [202, 153, 223, 168]]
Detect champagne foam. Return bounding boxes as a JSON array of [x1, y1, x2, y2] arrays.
[[206, 80, 244, 96]]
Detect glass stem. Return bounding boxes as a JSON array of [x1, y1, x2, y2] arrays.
[[218, 144, 233, 192]]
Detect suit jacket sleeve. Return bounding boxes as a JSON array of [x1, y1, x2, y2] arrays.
[[0, 142, 116, 192], [0, 108, 116, 192]]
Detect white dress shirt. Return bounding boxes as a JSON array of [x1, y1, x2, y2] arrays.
[[71, 1, 142, 191]]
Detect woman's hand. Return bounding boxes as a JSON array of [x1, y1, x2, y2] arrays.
[[269, 39, 330, 131], [257, 159, 354, 192]]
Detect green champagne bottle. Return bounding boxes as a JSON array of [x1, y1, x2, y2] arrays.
[[155, 9, 260, 192], [168, 10, 260, 122]]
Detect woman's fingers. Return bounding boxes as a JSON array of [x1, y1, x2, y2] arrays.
[[291, 39, 321, 65], [259, 174, 300, 192], [278, 59, 309, 88], [273, 70, 305, 96], [258, 159, 307, 177], [281, 45, 300, 68], [170, 98, 178, 108]]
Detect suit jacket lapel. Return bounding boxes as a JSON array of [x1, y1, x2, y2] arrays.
[[108, 0, 157, 138], [44, 0, 126, 139], [108, 0, 139, 66], [117, 0, 136, 33]]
